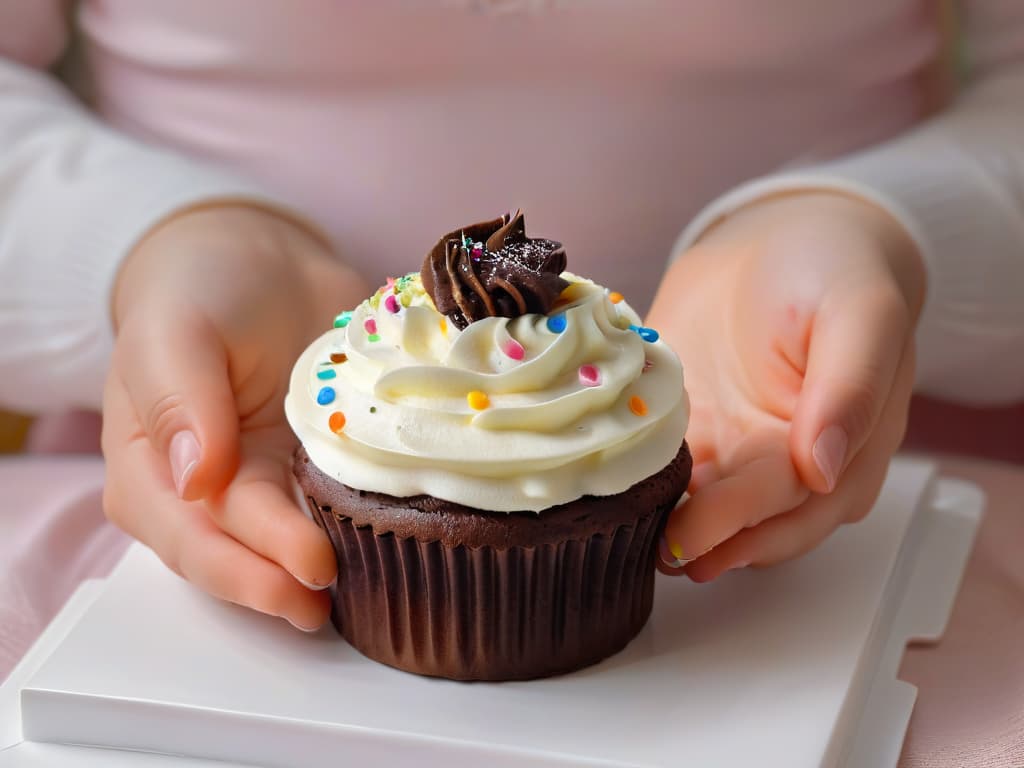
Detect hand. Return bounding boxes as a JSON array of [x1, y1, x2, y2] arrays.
[[648, 192, 925, 582], [102, 204, 369, 630]]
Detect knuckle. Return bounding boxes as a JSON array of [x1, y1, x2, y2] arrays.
[[144, 392, 189, 447]]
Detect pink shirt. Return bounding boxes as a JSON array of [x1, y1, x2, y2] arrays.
[[78, 0, 942, 310]]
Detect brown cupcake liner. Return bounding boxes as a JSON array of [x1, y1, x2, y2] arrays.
[[306, 497, 669, 681]]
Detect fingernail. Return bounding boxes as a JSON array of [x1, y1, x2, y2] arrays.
[[169, 430, 200, 498], [812, 425, 848, 493], [295, 575, 334, 592], [728, 559, 750, 572], [286, 617, 321, 633], [658, 535, 692, 569]]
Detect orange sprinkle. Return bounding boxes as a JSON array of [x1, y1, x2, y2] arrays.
[[330, 352, 348, 364], [608, 291, 624, 304], [328, 411, 347, 434], [467, 391, 490, 410], [628, 395, 648, 416]]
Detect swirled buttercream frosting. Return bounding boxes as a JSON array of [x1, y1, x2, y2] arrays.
[[285, 220, 688, 512]]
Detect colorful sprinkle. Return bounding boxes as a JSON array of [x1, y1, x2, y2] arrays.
[[317, 387, 336, 406], [471, 243, 484, 260], [364, 318, 378, 334], [578, 364, 601, 387], [333, 311, 353, 328], [316, 369, 337, 380], [608, 291, 624, 304], [384, 294, 400, 314], [368, 333, 381, 343], [629, 395, 648, 416], [385, 276, 396, 292], [503, 339, 525, 361], [440, 318, 448, 335], [400, 291, 412, 307], [369, 406, 377, 414], [628, 324, 659, 343], [546, 314, 567, 334], [328, 411, 346, 434], [331, 352, 348, 364], [467, 391, 490, 410]]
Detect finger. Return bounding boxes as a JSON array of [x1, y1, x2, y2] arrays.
[[686, 345, 915, 582], [657, 439, 809, 576], [115, 310, 240, 500], [206, 456, 337, 590], [790, 284, 910, 494], [102, 373, 329, 630]]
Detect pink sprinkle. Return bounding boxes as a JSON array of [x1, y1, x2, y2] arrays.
[[385, 276, 396, 291], [384, 294, 400, 314], [503, 339, 525, 361], [578, 364, 601, 387], [364, 318, 377, 334], [471, 244, 484, 260]]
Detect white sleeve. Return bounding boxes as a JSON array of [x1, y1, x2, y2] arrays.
[[674, 33, 1024, 406], [0, 56, 291, 414]]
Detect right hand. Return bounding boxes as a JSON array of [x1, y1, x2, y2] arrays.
[[102, 204, 369, 631]]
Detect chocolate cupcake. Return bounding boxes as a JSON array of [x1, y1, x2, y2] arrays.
[[285, 211, 691, 681]]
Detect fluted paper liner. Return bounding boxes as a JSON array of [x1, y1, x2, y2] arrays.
[[306, 498, 669, 681]]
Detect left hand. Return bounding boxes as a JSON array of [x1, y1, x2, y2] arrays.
[[648, 192, 925, 582]]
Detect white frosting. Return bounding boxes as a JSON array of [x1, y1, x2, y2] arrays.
[[285, 274, 688, 512]]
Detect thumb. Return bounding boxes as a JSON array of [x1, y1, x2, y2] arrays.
[[115, 311, 240, 500], [790, 286, 910, 494]]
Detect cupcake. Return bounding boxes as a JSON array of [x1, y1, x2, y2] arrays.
[[286, 211, 691, 681]]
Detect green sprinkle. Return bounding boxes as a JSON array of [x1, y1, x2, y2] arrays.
[[368, 333, 381, 343], [370, 406, 377, 414], [333, 311, 353, 328]]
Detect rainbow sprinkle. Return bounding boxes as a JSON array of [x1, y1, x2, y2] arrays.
[[384, 294, 400, 314], [503, 339, 525, 361], [328, 411, 346, 434], [467, 391, 490, 410], [364, 318, 378, 335], [628, 395, 648, 416], [316, 369, 337, 380], [317, 387, 336, 406], [628, 324, 659, 343], [333, 311, 352, 328], [578, 364, 601, 387], [546, 314, 567, 334]]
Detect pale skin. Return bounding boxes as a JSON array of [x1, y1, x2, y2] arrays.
[[102, 192, 924, 629]]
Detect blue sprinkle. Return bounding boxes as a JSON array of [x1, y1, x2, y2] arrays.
[[317, 369, 337, 380], [629, 324, 659, 343], [546, 314, 567, 334], [317, 386, 336, 405]]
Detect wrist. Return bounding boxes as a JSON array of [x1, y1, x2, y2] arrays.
[[112, 202, 337, 331], [698, 190, 926, 319]]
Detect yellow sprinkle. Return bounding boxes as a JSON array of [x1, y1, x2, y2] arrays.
[[400, 291, 412, 307], [608, 291, 624, 304], [467, 391, 490, 410], [628, 395, 648, 416], [669, 542, 684, 560]]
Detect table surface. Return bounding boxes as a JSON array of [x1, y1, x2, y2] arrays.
[[897, 456, 1024, 768]]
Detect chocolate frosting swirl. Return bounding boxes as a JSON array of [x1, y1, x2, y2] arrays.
[[421, 210, 569, 329]]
